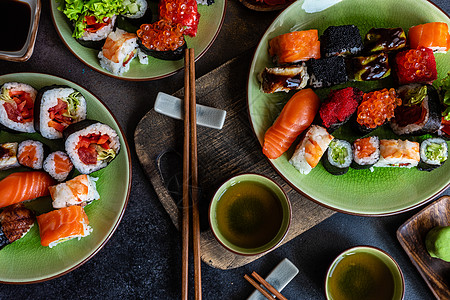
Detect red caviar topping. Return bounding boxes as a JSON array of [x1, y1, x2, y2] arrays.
[[137, 20, 185, 51], [357, 88, 401, 128], [395, 47, 437, 84], [159, 0, 200, 37]]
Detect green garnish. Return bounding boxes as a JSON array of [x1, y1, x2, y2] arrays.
[[404, 85, 427, 106], [62, 92, 81, 119], [426, 143, 447, 163], [435, 72, 450, 120], [0, 88, 13, 103], [95, 145, 116, 162], [330, 141, 348, 165]]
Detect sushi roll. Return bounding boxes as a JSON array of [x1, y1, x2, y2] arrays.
[[395, 47, 437, 85], [17, 140, 45, 170], [268, 30, 321, 65], [289, 125, 334, 175], [418, 138, 448, 171], [137, 20, 187, 61], [0, 142, 19, 170], [49, 174, 100, 209], [43, 151, 74, 182], [64, 120, 121, 174], [98, 28, 139, 76], [306, 56, 348, 88], [34, 86, 87, 139], [355, 88, 401, 134], [322, 139, 353, 175], [363, 27, 407, 53], [390, 84, 441, 135], [352, 136, 380, 169], [37, 206, 92, 248], [196, 0, 214, 5], [319, 87, 363, 132], [122, 0, 149, 19], [258, 64, 309, 93], [0, 82, 37, 133], [76, 15, 117, 50], [375, 139, 420, 168], [349, 52, 391, 81], [320, 25, 363, 57], [159, 0, 200, 37], [408, 22, 450, 53], [0, 203, 34, 250]]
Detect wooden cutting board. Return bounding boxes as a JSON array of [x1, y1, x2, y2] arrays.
[[134, 52, 336, 269]]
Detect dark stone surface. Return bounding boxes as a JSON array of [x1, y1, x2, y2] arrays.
[[0, 0, 449, 299]]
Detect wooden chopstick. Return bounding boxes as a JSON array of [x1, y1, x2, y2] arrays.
[[244, 271, 288, 300]]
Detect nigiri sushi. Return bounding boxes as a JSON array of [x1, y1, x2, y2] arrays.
[[0, 171, 55, 209], [0, 203, 35, 250], [43, 151, 73, 182], [258, 64, 309, 94], [269, 30, 320, 65], [49, 174, 100, 209], [374, 139, 420, 168], [408, 22, 450, 53], [37, 206, 92, 248]]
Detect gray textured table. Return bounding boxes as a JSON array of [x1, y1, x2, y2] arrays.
[[1, 0, 449, 299]]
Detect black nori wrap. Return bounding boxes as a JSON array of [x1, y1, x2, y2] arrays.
[[137, 38, 187, 61], [0, 227, 10, 250], [62, 119, 98, 141], [322, 148, 349, 175], [320, 25, 363, 57]]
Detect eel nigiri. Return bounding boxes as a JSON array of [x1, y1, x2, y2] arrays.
[[408, 22, 450, 53], [0, 171, 55, 209], [37, 205, 92, 248], [263, 88, 320, 159], [0, 203, 35, 250], [269, 30, 320, 65]]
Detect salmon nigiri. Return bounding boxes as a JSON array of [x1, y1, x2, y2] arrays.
[[37, 206, 92, 248], [269, 30, 320, 65], [0, 171, 55, 209], [263, 88, 320, 159], [408, 22, 450, 53]]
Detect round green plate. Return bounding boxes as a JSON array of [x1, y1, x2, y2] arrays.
[[248, 0, 450, 216], [50, 0, 226, 81], [0, 73, 131, 283]]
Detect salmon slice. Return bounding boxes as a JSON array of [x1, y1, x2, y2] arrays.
[[53, 153, 73, 175], [17, 145, 37, 168], [409, 22, 450, 53], [269, 30, 320, 65], [0, 171, 55, 208]]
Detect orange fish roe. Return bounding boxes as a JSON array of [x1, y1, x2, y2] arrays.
[[357, 88, 401, 129], [137, 20, 185, 52]]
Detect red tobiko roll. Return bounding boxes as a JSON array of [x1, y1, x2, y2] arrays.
[[395, 47, 437, 84], [319, 87, 363, 131]]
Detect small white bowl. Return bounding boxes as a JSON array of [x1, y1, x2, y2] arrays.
[[0, 0, 41, 62]]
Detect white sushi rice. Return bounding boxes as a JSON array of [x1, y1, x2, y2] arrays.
[[420, 138, 448, 165], [0, 82, 37, 133], [65, 122, 121, 174], [353, 136, 380, 166], [48, 221, 92, 248], [375, 139, 420, 168], [123, 0, 148, 18], [43, 151, 73, 182], [137, 49, 149, 65], [50, 175, 100, 209], [18, 140, 44, 169], [79, 15, 117, 41], [38, 87, 87, 139]]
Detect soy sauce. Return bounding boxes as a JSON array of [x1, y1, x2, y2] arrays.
[[0, 0, 31, 52]]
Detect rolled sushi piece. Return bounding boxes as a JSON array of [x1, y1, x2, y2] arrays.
[[268, 30, 321, 65], [351, 136, 380, 170], [349, 52, 391, 81], [258, 64, 309, 93], [0, 203, 35, 250], [98, 28, 139, 76], [289, 125, 334, 175], [374, 139, 420, 168], [408, 22, 450, 53], [0, 82, 37, 133], [395, 47, 437, 85], [43, 151, 74, 182], [137, 20, 187, 61], [76, 15, 117, 50], [64, 120, 121, 174], [34, 85, 87, 139], [122, 0, 149, 19], [37, 206, 92, 248], [49, 174, 100, 209], [322, 139, 353, 175], [418, 138, 448, 171], [306, 56, 348, 88], [363, 27, 407, 53], [0, 142, 20, 170], [320, 25, 363, 57], [18, 140, 45, 170], [390, 84, 441, 135]]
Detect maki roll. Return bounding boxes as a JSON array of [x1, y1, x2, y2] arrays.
[[352, 136, 380, 169], [64, 120, 121, 174], [98, 28, 139, 76], [37, 206, 92, 248], [34, 85, 87, 139], [43, 151, 74, 182], [0, 82, 37, 133], [258, 64, 309, 94], [289, 125, 334, 175], [390, 84, 441, 135], [395, 47, 437, 85], [306, 56, 348, 88], [159, 0, 200, 37], [320, 25, 363, 57], [0, 203, 34, 250], [0, 142, 19, 170], [408, 22, 450, 53], [122, 0, 149, 20], [322, 139, 353, 175], [374, 139, 420, 168], [363, 27, 407, 53], [17, 140, 45, 170], [349, 52, 391, 81], [49, 174, 100, 209], [418, 138, 448, 171], [77, 15, 117, 50], [137, 20, 187, 60], [268, 30, 321, 65]]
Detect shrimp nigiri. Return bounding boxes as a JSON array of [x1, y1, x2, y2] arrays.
[[408, 22, 450, 53], [263, 88, 320, 159]]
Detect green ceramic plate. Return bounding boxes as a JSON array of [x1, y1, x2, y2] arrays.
[[50, 0, 226, 81], [248, 0, 450, 216], [0, 73, 131, 283]]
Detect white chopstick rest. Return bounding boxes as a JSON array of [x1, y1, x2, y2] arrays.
[[154, 92, 227, 130], [247, 258, 299, 300]]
